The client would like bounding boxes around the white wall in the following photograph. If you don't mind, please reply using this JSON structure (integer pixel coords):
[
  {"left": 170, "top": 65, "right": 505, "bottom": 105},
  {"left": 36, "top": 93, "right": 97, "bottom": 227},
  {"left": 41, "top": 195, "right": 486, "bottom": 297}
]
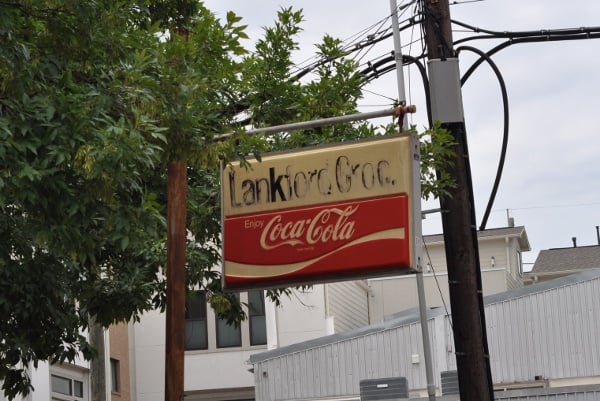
[
  {"left": 272, "top": 285, "right": 329, "bottom": 347},
  {"left": 132, "top": 308, "right": 165, "bottom": 401},
  {"left": 130, "top": 286, "right": 331, "bottom": 398},
  {"left": 2, "top": 354, "right": 91, "bottom": 401},
  {"left": 368, "top": 268, "right": 509, "bottom": 323},
  {"left": 367, "top": 234, "right": 522, "bottom": 323},
  {"left": 29, "top": 362, "right": 50, "bottom": 401},
  {"left": 327, "top": 281, "right": 369, "bottom": 333},
  {"left": 1, "top": 362, "right": 50, "bottom": 401}
]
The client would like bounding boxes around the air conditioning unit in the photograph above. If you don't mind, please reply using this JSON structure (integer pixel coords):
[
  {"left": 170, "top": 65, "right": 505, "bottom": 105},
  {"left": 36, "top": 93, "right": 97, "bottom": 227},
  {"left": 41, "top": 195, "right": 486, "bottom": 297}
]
[
  {"left": 359, "top": 377, "right": 408, "bottom": 400},
  {"left": 441, "top": 370, "right": 459, "bottom": 395}
]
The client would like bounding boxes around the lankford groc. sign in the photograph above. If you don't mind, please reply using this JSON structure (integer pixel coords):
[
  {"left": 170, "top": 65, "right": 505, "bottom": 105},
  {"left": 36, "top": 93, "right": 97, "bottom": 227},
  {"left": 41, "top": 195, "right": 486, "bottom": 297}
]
[{"left": 221, "top": 134, "right": 421, "bottom": 290}]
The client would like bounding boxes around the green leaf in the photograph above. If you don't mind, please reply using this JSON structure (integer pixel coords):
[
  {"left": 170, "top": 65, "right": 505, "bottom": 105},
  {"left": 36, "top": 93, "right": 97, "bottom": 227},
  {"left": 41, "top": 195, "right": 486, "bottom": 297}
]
[{"left": 120, "top": 236, "right": 130, "bottom": 251}]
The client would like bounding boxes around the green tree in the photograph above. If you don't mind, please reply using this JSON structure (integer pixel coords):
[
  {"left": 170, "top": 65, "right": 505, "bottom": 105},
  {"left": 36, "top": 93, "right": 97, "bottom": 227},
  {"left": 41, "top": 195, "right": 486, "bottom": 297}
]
[
  {"left": 1, "top": 2, "right": 168, "bottom": 398},
  {"left": 0, "top": 2, "right": 378, "bottom": 398},
  {"left": 0, "top": 1, "right": 454, "bottom": 399}
]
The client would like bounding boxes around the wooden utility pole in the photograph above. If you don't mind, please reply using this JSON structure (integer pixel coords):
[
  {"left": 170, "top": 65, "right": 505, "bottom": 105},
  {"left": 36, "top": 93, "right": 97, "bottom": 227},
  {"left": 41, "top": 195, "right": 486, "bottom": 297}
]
[
  {"left": 165, "top": 161, "right": 187, "bottom": 401},
  {"left": 422, "top": 1, "right": 494, "bottom": 400}
]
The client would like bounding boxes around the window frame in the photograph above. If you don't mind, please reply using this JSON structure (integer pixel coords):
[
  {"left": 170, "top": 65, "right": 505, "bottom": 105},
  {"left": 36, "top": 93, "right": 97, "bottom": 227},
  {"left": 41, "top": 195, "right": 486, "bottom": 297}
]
[
  {"left": 183, "top": 290, "right": 269, "bottom": 352},
  {"left": 50, "top": 364, "right": 88, "bottom": 401}
]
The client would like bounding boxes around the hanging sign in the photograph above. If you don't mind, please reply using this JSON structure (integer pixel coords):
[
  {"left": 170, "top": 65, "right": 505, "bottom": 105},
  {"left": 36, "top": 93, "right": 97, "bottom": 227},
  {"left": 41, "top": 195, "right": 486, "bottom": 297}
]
[{"left": 221, "top": 135, "right": 420, "bottom": 290}]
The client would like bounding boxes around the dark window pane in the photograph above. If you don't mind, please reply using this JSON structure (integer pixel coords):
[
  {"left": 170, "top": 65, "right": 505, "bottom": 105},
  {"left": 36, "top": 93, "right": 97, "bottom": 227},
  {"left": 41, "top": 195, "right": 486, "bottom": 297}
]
[
  {"left": 216, "top": 318, "right": 241, "bottom": 347},
  {"left": 185, "top": 291, "right": 208, "bottom": 350},
  {"left": 110, "top": 359, "right": 119, "bottom": 393},
  {"left": 216, "top": 294, "right": 241, "bottom": 348},
  {"left": 74, "top": 379, "right": 84, "bottom": 397},
  {"left": 185, "top": 319, "right": 208, "bottom": 350},
  {"left": 250, "top": 315, "right": 267, "bottom": 345},
  {"left": 185, "top": 291, "right": 206, "bottom": 319},
  {"left": 249, "top": 290, "right": 267, "bottom": 345},
  {"left": 51, "top": 375, "right": 72, "bottom": 396},
  {"left": 248, "top": 290, "right": 265, "bottom": 316}
]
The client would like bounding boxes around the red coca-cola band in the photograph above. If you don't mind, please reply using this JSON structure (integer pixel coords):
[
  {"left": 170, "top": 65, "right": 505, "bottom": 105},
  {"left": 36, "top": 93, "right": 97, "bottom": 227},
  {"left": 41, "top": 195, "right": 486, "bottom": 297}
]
[{"left": 223, "top": 195, "right": 411, "bottom": 289}]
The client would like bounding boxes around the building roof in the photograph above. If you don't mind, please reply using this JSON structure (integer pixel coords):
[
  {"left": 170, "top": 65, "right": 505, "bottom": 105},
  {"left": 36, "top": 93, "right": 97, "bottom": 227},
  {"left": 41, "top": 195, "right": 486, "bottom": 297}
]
[
  {"left": 530, "top": 245, "right": 600, "bottom": 274},
  {"left": 249, "top": 268, "right": 600, "bottom": 365},
  {"left": 423, "top": 225, "right": 530, "bottom": 251}
]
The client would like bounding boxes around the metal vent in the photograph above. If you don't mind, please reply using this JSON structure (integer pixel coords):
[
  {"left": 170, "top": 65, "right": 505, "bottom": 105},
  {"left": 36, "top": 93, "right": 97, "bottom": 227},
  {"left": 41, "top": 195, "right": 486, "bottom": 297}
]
[
  {"left": 441, "top": 370, "right": 459, "bottom": 395},
  {"left": 359, "top": 377, "right": 408, "bottom": 401}
]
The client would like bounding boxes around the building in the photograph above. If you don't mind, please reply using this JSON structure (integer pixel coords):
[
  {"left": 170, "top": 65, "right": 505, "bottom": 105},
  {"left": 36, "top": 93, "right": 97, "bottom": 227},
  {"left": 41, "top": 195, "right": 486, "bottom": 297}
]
[
  {"left": 1, "top": 225, "right": 530, "bottom": 401},
  {"left": 2, "top": 337, "right": 102, "bottom": 401},
  {"left": 124, "top": 225, "right": 529, "bottom": 400},
  {"left": 524, "top": 244, "right": 600, "bottom": 284},
  {"left": 368, "top": 226, "right": 530, "bottom": 322},
  {"left": 249, "top": 269, "right": 600, "bottom": 401},
  {"left": 129, "top": 281, "right": 370, "bottom": 401}
]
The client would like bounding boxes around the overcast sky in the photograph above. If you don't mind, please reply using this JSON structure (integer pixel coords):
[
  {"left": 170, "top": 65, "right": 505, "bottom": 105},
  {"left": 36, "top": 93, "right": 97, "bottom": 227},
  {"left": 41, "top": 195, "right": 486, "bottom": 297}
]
[{"left": 204, "top": 0, "right": 600, "bottom": 268}]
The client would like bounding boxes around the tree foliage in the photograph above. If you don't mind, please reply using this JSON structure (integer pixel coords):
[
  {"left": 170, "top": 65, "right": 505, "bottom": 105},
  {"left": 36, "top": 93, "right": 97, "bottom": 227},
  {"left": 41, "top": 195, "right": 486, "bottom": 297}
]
[
  {"left": 419, "top": 121, "right": 457, "bottom": 200},
  {"left": 0, "top": 1, "right": 454, "bottom": 399}
]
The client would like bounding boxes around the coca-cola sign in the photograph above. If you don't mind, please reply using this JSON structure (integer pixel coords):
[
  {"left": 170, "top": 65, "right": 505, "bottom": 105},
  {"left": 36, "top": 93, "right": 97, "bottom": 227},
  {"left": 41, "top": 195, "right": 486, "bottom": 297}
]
[
  {"left": 259, "top": 205, "right": 358, "bottom": 252},
  {"left": 221, "top": 135, "right": 421, "bottom": 290}
]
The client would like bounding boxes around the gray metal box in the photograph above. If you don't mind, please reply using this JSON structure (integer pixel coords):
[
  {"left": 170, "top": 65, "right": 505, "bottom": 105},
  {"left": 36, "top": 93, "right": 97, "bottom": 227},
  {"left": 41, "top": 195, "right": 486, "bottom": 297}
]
[{"left": 359, "top": 377, "right": 409, "bottom": 400}]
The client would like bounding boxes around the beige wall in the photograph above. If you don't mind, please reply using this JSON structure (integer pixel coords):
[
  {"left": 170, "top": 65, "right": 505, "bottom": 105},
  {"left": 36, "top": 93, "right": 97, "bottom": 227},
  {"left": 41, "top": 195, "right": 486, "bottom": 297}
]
[
  {"left": 327, "top": 280, "right": 370, "bottom": 332},
  {"left": 368, "top": 268, "right": 509, "bottom": 323},
  {"left": 367, "top": 233, "right": 525, "bottom": 323},
  {"left": 110, "top": 322, "right": 131, "bottom": 401}
]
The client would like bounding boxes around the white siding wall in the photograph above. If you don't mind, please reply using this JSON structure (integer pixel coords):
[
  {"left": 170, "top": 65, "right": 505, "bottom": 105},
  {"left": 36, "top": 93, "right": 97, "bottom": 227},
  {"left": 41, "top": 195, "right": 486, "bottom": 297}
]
[
  {"left": 422, "top": 241, "right": 447, "bottom": 273},
  {"left": 252, "top": 272, "right": 600, "bottom": 401},
  {"left": 327, "top": 281, "right": 369, "bottom": 333},
  {"left": 367, "top": 234, "right": 522, "bottom": 323},
  {"left": 275, "top": 285, "right": 329, "bottom": 347},
  {"left": 368, "top": 268, "right": 508, "bottom": 324},
  {"left": 477, "top": 240, "right": 509, "bottom": 271},
  {"left": 487, "top": 276, "right": 600, "bottom": 384},
  {"left": 253, "top": 319, "right": 438, "bottom": 401}
]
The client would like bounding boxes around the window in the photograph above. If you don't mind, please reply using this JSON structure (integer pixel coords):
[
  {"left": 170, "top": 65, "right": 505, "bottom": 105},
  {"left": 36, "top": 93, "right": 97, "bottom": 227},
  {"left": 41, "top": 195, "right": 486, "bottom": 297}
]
[
  {"left": 248, "top": 290, "right": 267, "bottom": 345},
  {"left": 185, "top": 291, "right": 208, "bottom": 350},
  {"left": 184, "top": 290, "right": 268, "bottom": 351},
  {"left": 51, "top": 374, "right": 84, "bottom": 400},
  {"left": 216, "top": 294, "right": 241, "bottom": 348},
  {"left": 110, "top": 358, "right": 120, "bottom": 393}
]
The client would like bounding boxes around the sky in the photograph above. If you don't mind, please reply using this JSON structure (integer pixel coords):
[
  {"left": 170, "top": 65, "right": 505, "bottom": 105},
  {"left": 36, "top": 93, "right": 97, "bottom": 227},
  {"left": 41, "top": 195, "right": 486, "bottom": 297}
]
[{"left": 203, "top": 0, "right": 600, "bottom": 269}]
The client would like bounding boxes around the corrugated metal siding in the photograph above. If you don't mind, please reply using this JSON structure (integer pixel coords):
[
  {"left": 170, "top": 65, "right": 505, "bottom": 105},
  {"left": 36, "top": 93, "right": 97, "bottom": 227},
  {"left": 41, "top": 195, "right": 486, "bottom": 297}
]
[
  {"left": 253, "top": 272, "right": 600, "bottom": 401},
  {"left": 487, "top": 277, "right": 600, "bottom": 384},
  {"left": 327, "top": 281, "right": 369, "bottom": 333},
  {"left": 254, "top": 319, "right": 438, "bottom": 401}
]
